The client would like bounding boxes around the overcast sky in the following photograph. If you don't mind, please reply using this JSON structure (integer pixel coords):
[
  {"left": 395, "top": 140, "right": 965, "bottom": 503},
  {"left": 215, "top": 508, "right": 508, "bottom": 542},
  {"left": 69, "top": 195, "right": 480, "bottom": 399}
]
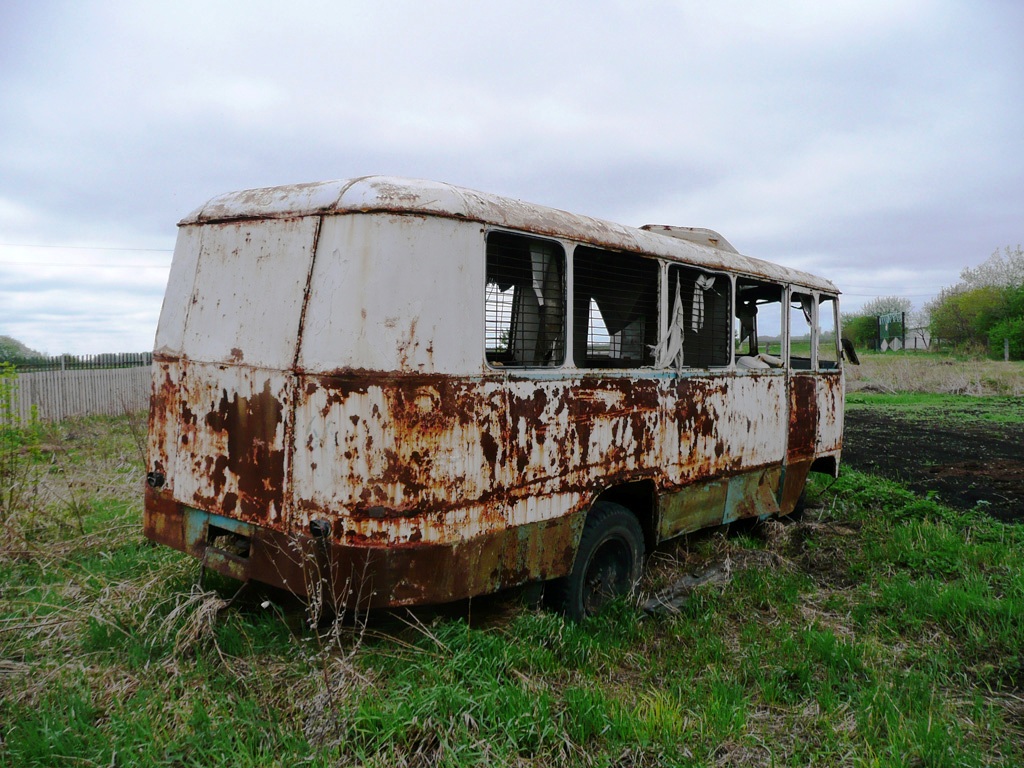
[{"left": 2, "top": 0, "right": 1022, "bottom": 355}]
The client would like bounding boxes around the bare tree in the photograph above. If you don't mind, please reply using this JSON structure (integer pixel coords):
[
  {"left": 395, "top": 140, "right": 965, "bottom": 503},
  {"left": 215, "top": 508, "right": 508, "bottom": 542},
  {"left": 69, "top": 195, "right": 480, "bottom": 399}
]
[{"left": 958, "top": 245, "right": 1024, "bottom": 290}]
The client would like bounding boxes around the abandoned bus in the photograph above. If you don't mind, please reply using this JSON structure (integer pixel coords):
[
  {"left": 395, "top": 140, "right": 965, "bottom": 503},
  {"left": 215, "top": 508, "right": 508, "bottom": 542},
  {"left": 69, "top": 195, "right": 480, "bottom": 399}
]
[{"left": 144, "top": 176, "right": 850, "bottom": 619}]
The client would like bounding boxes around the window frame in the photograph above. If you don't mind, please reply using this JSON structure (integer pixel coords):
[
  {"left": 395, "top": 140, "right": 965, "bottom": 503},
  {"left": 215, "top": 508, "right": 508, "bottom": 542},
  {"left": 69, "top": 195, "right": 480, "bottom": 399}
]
[
  {"left": 660, "top": 263, "right": 734, "bottom": 370},
  {"left": 571, "top": 244, "right": 661, "bottom": 370},
  {"left": 734, "top": 276, "right": 786, "bottom": 371},
  {"left": 484, "top": 229, "right": 568, "bottom": 370},
  {"left": 816, "top": 293, "right": 841, "bottom": 372}
]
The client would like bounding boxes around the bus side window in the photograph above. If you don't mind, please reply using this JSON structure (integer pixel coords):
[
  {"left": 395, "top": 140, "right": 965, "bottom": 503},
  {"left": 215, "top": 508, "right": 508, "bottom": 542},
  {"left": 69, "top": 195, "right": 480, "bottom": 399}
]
[
  {"left": 735, "top": 279, "right": 784, "bottom": 368},
  {"left": 789, "top": 292, "right": 814, "bottom": 369},
  {"left": 485, "top": 232, "right": 566, "bottom": 367},
  {"left": 656, "top": 265, "right": 731, "bottom": 368},
  {"left": 818, "top": 295, "right": 839, "bottom": 370},
  {"left": 573, "top": 247, "right": 658, "bottom": 368}
]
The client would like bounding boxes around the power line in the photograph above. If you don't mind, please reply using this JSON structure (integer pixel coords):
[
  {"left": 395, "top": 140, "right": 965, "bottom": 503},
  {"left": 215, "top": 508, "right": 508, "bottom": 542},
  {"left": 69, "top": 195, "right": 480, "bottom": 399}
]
[
  {"left": 0, "top": 260, "right": 170, "bottom": 268},
  {"left": 0, "top": 242, "right": 172, "bottom": 252},
  {"left": 843, "top": 292, "right": 940, "bottom": 298}
]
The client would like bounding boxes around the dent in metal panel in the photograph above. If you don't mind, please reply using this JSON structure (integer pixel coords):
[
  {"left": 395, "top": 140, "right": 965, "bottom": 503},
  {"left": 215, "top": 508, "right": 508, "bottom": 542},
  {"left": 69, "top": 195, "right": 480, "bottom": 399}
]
[{"left": 187, "top": 179, "right": 356, "bottom": 224}]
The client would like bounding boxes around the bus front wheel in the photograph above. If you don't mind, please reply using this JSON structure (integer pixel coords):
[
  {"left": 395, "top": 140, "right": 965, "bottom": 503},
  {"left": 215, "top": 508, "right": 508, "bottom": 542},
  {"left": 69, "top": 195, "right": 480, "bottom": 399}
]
[{"left": 550, "top": 501, "right": 644, "bottom": 621}]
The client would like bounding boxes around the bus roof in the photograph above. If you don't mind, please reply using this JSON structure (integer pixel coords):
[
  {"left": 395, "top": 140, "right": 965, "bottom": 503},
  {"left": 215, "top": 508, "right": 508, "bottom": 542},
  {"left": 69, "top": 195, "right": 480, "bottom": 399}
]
[{"left": 181, "top": 175, "right": 839, "bottom": 294}]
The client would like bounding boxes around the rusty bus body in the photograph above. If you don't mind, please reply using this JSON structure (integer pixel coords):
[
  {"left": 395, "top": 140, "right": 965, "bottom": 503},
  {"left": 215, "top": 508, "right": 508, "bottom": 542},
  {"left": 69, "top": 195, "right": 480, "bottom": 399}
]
[{"left": 144, "top": 176, "right": 846, "bottom": 617}]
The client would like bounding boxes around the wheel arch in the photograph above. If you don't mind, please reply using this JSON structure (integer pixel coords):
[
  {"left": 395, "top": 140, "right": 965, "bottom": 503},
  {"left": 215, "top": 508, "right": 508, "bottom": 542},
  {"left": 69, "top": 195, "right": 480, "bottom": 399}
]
[
  {"left": 810, "top": 454, "right": 839, "bottom": 478},
  {"left": 589, "top": 479, "right": 657, "bottom": 553}
]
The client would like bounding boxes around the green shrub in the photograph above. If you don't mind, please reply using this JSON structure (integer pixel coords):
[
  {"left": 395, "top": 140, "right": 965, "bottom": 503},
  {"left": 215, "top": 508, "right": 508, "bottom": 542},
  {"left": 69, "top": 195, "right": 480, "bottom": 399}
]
[{"left": 988, "top": 315, "right": 1024, "bottom": 360}]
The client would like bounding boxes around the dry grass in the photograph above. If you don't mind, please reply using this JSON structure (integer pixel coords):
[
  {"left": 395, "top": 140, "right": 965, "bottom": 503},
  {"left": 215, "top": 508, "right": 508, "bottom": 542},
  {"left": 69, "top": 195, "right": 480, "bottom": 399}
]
[{"left": 846, "top": 352, "right": 1024, "bottom": 395}]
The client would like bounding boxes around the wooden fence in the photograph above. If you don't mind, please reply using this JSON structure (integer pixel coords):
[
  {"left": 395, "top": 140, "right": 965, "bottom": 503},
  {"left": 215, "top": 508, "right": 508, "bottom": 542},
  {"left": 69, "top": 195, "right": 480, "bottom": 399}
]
[{"left": 9, "top": 364, "right": 151, "bottom": 423}]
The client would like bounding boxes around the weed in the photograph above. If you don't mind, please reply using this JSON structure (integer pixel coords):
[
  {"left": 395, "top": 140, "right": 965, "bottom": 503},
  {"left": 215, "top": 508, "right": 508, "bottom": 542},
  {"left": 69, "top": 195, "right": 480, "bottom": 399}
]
[
  {"left": 0, "top": 363, "right": 42, "bottom": 531},
  {"left": 847, "top": 351, "right": 1024, "bottom": 396}
]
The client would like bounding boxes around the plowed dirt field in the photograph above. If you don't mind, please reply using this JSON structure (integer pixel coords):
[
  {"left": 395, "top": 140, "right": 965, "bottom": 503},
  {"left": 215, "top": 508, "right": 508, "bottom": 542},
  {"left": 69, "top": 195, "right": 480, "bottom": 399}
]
[{"left": 842, "top": 398, "right": 1024, "bottom": 522}]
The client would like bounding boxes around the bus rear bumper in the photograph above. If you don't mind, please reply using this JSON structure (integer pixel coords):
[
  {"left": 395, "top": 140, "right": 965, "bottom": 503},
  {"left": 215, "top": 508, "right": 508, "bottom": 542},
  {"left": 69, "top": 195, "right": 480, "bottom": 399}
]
[{"left": 143, "top": 487, "right": 581, "bottom": 609}]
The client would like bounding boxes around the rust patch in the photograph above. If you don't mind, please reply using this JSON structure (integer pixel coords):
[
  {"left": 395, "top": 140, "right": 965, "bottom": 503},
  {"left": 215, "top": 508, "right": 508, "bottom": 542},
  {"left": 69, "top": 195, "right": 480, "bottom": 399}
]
[
  {"left": 201, "top": 379, "right": 286, "bottom": 523},
  {"left": 145, "top": 489, "right": 584, "bottom": 609},
  {"left": 788, "top": 375, "right": 818, "bottom": 462},
  {"left": 480, "top": 431, "right": 499, "bottom": 468},
  {"left": 779, "top": 460, "right": 811, "bottom": 514},
  {"left": 148, "top": 356, "right": 840, "bottom": 608},
  {"left": 143, "top": 486, "right": 185, "bottom": 551}
]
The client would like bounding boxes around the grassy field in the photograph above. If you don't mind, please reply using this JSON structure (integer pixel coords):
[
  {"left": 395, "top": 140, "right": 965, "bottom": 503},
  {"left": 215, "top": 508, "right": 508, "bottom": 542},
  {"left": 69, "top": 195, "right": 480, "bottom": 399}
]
[{"left": 2, "top": 356, "right": 1023, "bottom": 767}]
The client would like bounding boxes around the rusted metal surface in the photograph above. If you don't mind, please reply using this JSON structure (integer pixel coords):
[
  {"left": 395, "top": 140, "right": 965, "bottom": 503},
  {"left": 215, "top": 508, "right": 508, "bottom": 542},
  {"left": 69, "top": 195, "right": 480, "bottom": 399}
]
[
  {"left": 149, "top": 362, "right": 810, "bottom": 606},
  {"left": 815, "top": 371, "right": 845, "bottom": 458},
  {"left": 146, "top": 179, "right": 847, "bottom": 609},
  {"left": 779, "top": 460, "right": 812, "bottom": 515},
  {"left": 722, "top": 467, "right": 781, "bottom": 523},
  {"left": 787, "top": 375, "right": 819, "bottom": 463},
  {"left": 657, "top": 478, "right": 729, "bottom": 540},
  {"left": 144, "top": 486, "right": 584, "bottom": 607},
  {"left": 181, "top": 176, "right": 839, "bottom": 296}
]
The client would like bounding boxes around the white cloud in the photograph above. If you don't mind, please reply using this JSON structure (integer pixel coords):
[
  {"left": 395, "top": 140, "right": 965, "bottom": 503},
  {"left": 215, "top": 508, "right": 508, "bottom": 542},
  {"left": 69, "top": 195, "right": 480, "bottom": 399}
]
[{"left": 0, "top": 0, "right": 1022, "bottom": 349}]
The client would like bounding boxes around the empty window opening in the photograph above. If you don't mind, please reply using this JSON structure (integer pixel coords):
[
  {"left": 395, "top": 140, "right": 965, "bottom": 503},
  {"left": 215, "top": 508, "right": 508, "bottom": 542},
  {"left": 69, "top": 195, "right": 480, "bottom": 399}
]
[
  {"left": 573, "top": 247, "right": 658, "bottom": 368},
  {"left": 656, "top": 265, "right": 731, "bottom": 369},
  {"left": 486, "top": 232, "right": 566, "bottom": 367},
  {"left": 818, "top": 295, "right": 839, "bottom": 369},
  {"left": 790, "top": 292, "right": 814, "bottom": 369},
  {"left": 735, "top": 279, "right": 784, "bottom": 369}
]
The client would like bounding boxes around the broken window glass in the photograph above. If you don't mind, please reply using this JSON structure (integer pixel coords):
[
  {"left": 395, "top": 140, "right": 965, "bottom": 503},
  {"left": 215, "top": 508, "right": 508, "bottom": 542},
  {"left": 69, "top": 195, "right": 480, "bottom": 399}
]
[
  {"left": 486, "top": 232, "right": 566, "bottom": 367},
  {"left": 573, "top": 247, "right": 658, "bottom": 368}
]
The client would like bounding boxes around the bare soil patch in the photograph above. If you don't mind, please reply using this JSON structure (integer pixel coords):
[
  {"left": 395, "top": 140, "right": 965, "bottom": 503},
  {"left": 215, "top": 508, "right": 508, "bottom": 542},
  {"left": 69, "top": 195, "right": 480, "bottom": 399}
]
[{"left": 842, "top": 408, "right": 1024, "bottom": 522}]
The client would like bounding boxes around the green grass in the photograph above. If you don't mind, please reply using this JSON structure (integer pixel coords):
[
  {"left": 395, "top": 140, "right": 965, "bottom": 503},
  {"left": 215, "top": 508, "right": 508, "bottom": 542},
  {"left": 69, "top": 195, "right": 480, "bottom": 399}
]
[
  {"left": 846, "top": 391, "right": 1024, "bottom": 424},
  {"left": 2, "top": 414, "right": 1023, "bottom": 766}
]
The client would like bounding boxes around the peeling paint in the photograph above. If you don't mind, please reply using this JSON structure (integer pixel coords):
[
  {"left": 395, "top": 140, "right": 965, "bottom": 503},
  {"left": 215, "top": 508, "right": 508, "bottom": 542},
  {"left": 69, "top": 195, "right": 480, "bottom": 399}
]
[{"left": 145, "top": 178, "right": 846, "bottom": 609}]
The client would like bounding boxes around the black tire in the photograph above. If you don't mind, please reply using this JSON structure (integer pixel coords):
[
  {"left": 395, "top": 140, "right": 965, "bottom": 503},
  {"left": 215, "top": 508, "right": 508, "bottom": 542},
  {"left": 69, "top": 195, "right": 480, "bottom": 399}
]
[{"left": 549, "top": 501, "right": 645, "bottom": 621}]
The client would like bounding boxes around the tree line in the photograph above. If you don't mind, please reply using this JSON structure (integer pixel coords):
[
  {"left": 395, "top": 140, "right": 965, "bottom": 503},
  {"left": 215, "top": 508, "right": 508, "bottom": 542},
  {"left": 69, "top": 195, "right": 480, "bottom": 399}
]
[
  {"left": 843, "top": 245, "right": 1024, "bottom": 360},
  {"left": 926, "top": 245, "right": 1024, "bottom": 358}
]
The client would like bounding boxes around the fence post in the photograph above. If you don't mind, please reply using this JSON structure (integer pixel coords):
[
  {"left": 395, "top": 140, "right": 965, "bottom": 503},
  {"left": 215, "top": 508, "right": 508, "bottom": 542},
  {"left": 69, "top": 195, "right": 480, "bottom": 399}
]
[{"left": 1006, "top": 338, "right": 1011, "bottom": 363}]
